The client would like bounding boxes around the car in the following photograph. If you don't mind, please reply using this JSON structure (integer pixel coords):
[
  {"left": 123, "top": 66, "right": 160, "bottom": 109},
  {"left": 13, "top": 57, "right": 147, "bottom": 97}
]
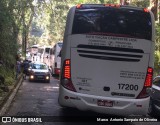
[
  {"left": 29, "top": 62, "right": 50, "bottom": 83},
  {"left": 148, "top": 76, "right": 160, "bottom": 118}
]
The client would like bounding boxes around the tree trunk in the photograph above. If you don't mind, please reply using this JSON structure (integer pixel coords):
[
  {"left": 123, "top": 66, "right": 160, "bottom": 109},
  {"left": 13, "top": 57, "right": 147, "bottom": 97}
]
[
  {"left": 150, "top": 0, "right": 158, "bottom": 21},
  {"left": 120, "top": 0, "right": 130, "bottom": 5}
]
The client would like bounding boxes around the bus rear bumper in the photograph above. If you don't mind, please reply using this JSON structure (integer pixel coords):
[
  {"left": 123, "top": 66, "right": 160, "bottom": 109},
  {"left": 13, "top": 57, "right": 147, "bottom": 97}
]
[{"left": 58, "top": 86, "right": 150, "bottom": 116}]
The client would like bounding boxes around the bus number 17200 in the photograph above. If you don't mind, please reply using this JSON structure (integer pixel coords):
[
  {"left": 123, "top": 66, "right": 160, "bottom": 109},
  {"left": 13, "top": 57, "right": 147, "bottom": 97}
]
[{"left": 118, "top": 83, "right": 138, "bottom": 91}]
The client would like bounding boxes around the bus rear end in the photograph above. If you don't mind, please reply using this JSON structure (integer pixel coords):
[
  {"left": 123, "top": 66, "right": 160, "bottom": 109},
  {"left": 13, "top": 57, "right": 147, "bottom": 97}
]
[
  {"left": 59, "top": 4, "right": 155, "bottom": 116},
  {"left": 51, "top": 42, "right": 63, "bottom": 76}
]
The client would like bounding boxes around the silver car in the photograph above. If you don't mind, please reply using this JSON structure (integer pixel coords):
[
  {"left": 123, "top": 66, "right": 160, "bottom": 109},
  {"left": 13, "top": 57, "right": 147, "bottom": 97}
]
[{"left": 29, "top": 62, "right": 50, "bottom": 83}]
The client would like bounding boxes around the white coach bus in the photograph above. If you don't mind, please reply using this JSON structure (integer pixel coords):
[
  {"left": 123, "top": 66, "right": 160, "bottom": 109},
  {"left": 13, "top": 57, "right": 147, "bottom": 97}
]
[
  {"left": 38, "top": 46, "right": 51, "bottom": 67},
  {"left": 50, "top": 42, "right": 63, "bottom": 76},
  {"left": 58, "top": 4, "right": 155, "bottom": 116}
]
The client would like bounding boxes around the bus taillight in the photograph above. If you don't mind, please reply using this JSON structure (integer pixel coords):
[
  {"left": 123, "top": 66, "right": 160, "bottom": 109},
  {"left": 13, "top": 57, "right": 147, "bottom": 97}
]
[
  {"left": 136, "top": 67, "right": 153, "bottom": 99},
  {"left": 144, "top": 67, "right": 153, "bottom": 87},
  {"left": 61, "top": 59, "right": 76, "bottom": 92},
  {"left": 143, "top": 8, "right": 149, "bottom": 13},
  {"left": 76, "top": 4, "right": 82, "bottom": 9}
]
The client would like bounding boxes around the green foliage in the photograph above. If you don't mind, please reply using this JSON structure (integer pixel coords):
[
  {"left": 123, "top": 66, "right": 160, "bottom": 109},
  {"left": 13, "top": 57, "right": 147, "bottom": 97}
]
[
  {"left": 0, "top": 66, "right": 15, "bottom": 86},
  {"left": 155, "top": 23, "right": 160, "bottom": 50},
  {"left": 5, "top": 77, "right": 14, "bottom": 86},
  {"left": 131, "top": 0, "right": 150, "bottom": 8},
  {"left": 0, "top": 0, "right": 34, "bottom": 64},
  {"left": 30, "top": 0, "right": 120, "bottom": 46},
  {"left": 99, "top": 0, "right": 105, "bottom": 3},
  {"left": 154, "top": 23, "right": 160, "bottom": 76},
  {"left": 0, "top": 0, "right": 34, "bottom": 87},
  {"left": 106, "top": 0, "right": 118, "bottom": 4},
  {"left": 0, "top": 0, "right": 18, "bottom": 65},
  {"left": 0, "top": 88, "right": 4, "bottom": 97},
  {"left": 0, "top": 67, "right": 6, "bottom": 77},
  {"left": 154, "top": 51, "right": 160, "bottom": 76}
]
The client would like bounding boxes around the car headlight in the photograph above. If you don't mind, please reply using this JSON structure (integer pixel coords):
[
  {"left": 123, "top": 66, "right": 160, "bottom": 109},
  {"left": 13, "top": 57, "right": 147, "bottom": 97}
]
[
  {"left": 45, "top": 76, "right": 50, "bottom": 80},
  {"left": 30, "top": 75, "right": 34, "bottom": 79}
]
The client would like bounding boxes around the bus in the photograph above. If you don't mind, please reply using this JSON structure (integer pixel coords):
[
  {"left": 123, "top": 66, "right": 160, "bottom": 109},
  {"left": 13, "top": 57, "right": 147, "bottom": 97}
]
[
  {"left": 58, "top": 4, "right": 155, "bottom": 116},
  {"left": 38, "top": 46, "right": 51, "bottom": 67},
  {"left": 30, "top": 45, "right": 39, "bottom": 55},
  {"left": 43, "top": 46, "right": 52, "bottom": 67},
  {"left": 30, "top": 44, "right": 39, "bottom": 61},
  {"left": 50, "top": 42, "right": 63, "bottom": 76},
  {"left": 38, "top": 46, "right": 44, "bottom": 62}
]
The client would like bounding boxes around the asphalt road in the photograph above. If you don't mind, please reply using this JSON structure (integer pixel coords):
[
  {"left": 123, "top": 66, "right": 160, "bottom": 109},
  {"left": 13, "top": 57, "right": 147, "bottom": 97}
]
[{"left": 1, "top": 76, "right": 160, "bottom": 125}]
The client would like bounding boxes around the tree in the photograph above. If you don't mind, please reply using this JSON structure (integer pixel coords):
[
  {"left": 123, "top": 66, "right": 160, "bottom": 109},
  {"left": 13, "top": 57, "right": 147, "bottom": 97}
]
[
  {"left": 0, "top": 0, "right": 35, "bottom": 86},
  {"left": 30, "top": 0, "right": 121, "bottom": 46},
  {"left": 150, "top": 0, "right": 158, "bottom": 21},
  {"left": 120, "top": 0, "right": 130, "bottom": 5}
]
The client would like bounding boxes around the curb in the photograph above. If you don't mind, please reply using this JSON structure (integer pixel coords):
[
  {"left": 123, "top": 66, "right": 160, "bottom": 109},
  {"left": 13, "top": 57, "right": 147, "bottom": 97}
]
[{"left": 0, "top": 74, "right": 23, "bottom": 116}]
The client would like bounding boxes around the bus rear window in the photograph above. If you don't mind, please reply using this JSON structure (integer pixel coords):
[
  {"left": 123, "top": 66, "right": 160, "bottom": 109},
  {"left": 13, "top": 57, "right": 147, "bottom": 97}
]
[{"left": 72, "top": 7, "right": 152, "bottom": 40}]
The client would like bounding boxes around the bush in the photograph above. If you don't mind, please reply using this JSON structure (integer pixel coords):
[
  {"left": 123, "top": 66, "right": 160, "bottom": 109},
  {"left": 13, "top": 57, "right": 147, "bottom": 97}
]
[
  {"left": 5, "top": 76, "right": 14, "bottom": 86},
  {"left": 0, "top": 66, "right": 6, "bottom": 77},
  {"left": 0, "top": 66, "right": 15, "bottom": 86},
  {"left": 0, "top": 88, "right": 4, "bottom": 96},
  {"left": 154, "top": 51, "right": 160, "bottom": 76}
]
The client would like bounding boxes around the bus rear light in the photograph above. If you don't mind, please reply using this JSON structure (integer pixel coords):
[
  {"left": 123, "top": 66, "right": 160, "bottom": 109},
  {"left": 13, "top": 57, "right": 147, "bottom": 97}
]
[
  {"left": 144, "top": 67, "right": 153, "bottom": 87},
  {"left": 136, "top": 87, "right": 149, "bottom": 99},
  {"left": 65, "top": 60, "right": 70, "bottom": 65},
  {"left": 143, "top": 8, "right": 149, "bottom": 13},
  {"left": 76, "top": 4, "right": 82, "bottom": 9},
  {"left": 136, "top": 67, "right": 153, "bottom": 99},
  {"left": 63, "top": 59, "right": 71, "bottom": 79},
  {"left": 62, "top": 79, "right": 76, "bottom": 92},
  {"left": 64, "top": 66, "right": 70, "bottom": 79},
  {"left": 61, "top": 59, "right": 76, "bottom": 92}
]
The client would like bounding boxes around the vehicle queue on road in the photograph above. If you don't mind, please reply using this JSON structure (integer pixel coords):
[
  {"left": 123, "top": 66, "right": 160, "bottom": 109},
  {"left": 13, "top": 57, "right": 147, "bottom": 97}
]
[{"left": 24, "top": 4, "right": 160, "bottom": 118}]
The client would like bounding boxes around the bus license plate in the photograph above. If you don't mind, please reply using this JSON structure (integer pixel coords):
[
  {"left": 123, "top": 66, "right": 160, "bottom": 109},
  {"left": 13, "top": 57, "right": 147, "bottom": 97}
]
[{"left": 97, "top": 100, "right": 113, "bottom": 107}]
